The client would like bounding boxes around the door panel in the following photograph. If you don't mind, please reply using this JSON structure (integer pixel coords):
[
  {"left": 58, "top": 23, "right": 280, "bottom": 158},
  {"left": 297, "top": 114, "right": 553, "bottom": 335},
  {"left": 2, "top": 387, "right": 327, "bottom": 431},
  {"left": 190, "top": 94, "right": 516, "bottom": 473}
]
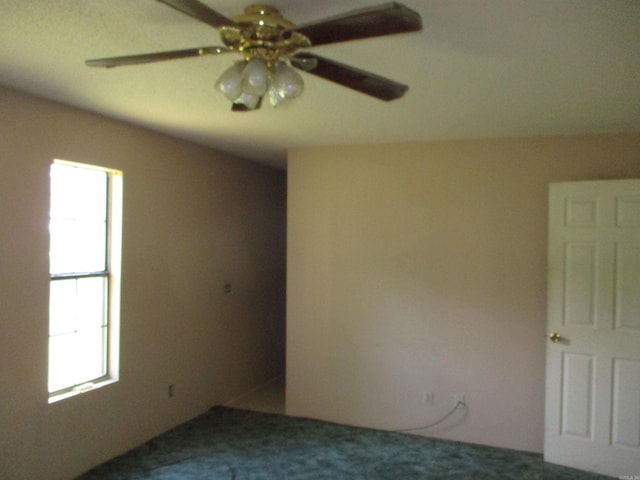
[
  {"left": 545, "top": 179, "right": 640, "bottom": 477},
  {"left": 560, "top": 353, "right": 594, "bottom": 438},
  {"left": 563, "top": 243, "right": 597, "bottom": 327},
  {"left": 615, "top": 244, "right": 640, "bottom": 330},
  {"left": 611, "top": 358, "right": 640, "bottom": 448}
]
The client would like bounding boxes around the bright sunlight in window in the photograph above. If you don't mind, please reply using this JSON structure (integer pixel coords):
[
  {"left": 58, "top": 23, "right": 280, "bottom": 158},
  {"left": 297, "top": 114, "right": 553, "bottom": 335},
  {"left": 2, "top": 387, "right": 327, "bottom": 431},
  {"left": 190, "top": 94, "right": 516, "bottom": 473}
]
[{"left": 48, "top": 160, "right": 122, "bottom": 401}]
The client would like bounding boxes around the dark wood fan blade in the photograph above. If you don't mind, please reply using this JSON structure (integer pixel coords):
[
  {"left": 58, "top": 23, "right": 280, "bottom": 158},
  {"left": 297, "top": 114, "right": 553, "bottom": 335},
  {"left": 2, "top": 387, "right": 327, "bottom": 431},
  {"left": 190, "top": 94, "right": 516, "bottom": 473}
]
[
  {"left": 291, "top": 52, "right": 408, "bottom": 101},
  {"left": 283, "top": 2, "right": 421, "bottom": 47},
  {"left": 85, "top": 46, "right": 231, "bottom": 68},
  {"left": 156, "top": 0, "right": 234, "bottom": 29}
]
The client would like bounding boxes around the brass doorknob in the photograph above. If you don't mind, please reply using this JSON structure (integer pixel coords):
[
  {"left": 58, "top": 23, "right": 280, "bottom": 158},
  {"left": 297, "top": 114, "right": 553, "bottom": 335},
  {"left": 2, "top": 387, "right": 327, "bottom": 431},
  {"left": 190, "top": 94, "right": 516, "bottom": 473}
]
[{"left": 548, "top": 332, "right": 562, "bottom": 343}]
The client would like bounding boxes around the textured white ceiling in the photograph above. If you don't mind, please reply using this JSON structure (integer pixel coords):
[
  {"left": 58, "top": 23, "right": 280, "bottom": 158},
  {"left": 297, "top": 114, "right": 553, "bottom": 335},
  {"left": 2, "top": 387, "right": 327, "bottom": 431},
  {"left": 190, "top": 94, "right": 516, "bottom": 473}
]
[{"left": 1, "top": 0, "right": 639, "bottom": 169}]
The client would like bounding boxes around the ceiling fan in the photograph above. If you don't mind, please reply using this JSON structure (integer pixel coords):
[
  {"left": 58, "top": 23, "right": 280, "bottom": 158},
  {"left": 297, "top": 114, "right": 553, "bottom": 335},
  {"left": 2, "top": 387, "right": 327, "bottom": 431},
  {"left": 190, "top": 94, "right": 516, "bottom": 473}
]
[{"left": 86, "top": 0, "right": 422, "bottom": 111}]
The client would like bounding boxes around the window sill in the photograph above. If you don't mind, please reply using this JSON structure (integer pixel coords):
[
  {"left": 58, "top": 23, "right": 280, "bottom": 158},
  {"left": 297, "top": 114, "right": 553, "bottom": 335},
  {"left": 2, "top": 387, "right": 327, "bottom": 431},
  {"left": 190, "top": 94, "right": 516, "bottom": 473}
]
[{"left": 48, "top": 378, "right": 118, "bottom": 404}]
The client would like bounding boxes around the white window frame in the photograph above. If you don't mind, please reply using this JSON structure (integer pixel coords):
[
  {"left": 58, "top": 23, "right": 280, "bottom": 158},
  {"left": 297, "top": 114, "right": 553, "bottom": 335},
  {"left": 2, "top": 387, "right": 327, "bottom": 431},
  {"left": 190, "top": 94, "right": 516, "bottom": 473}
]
[{"left": 48, "top": 159, "right": 122, "bottom": 403}]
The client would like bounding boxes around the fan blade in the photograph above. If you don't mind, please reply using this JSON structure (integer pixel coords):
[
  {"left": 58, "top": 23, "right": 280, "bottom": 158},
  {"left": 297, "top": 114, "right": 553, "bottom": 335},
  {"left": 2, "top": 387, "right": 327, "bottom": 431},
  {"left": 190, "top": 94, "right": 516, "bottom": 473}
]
[
  {"left": 85, "top": 46, "right": 231, "bottom": 68},
  {"left": 156, "top": 0, "right": 234, "bottom": 29},
  {"left": 283, "top": 2, "right": 421, "bottom": 47},
  {"left": 291, "top": 52, "right": 408, "bottom": 101}
]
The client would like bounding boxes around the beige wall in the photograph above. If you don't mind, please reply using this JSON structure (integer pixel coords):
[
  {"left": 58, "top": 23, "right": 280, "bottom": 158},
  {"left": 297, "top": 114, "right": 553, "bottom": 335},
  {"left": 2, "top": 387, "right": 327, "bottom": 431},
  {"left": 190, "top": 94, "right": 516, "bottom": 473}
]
[
  {"left": 287, "top": 134, "right": 640, "bottom": 453},
  {"left": 0, "top": 86, "right": 286, "bottom": 480}
]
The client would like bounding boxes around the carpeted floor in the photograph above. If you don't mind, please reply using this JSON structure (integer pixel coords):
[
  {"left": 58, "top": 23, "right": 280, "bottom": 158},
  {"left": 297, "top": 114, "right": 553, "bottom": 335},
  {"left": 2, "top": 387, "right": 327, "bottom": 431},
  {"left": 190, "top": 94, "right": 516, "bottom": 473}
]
[{"left": 77, "top": 406, "right": 612, "bottom": 479}]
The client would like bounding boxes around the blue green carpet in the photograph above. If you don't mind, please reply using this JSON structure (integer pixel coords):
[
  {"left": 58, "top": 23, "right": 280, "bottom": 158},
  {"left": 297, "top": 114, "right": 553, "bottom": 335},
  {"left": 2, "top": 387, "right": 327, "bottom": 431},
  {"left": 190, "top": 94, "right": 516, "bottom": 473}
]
[{"left": 77, "top": 406, "right": 611, "bottom": 479}]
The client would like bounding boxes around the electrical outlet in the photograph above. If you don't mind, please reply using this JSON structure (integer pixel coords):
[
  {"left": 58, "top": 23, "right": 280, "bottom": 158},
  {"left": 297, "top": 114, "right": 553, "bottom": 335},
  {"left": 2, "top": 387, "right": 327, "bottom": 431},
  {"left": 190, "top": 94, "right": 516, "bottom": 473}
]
[
  {"left": 423, "top": 391, "right": 435, "bottom": 406},
  {"left": 168, "top": 384, "right": 175, "bottom": 398},
  {"left": 454, "top": 393, "right": 465, "bottom": 406}
]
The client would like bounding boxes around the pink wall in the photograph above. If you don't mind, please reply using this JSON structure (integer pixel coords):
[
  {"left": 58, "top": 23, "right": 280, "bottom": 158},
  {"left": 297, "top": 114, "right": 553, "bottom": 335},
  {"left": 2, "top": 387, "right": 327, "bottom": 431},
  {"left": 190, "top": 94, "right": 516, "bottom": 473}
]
[
  {"left": 286, "top": 134, "right": 640, "bottom": 453},
  {"left": 0, "top": 86, "right": 286, "bottom": 480}
]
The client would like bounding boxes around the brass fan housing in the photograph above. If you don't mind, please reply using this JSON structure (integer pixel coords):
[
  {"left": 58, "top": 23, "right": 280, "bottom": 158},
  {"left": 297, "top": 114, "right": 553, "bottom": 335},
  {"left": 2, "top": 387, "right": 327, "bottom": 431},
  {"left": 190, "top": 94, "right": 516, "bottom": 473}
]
[{"left": 220, "top": 4, "right": 311, "bottom": 64}]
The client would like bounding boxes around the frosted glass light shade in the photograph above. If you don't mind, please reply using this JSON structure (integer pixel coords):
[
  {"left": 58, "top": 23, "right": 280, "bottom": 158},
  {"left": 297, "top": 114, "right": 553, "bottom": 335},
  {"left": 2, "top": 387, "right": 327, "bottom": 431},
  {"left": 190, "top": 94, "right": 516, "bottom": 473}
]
[
  {"left": 268, "top": 83, "right": 287, "bottom": 107},
  {"left": 271, "top": 61, "right": 304, "bottom": 99},
  {"left": 215, "top": 62, "right": 245, "bottom": 101},
  {"left": 216, "top": 58, "right": 305, "bottom": 109},
  {"left": 241, "top": 58, "right": 269, "bottom": 95}
]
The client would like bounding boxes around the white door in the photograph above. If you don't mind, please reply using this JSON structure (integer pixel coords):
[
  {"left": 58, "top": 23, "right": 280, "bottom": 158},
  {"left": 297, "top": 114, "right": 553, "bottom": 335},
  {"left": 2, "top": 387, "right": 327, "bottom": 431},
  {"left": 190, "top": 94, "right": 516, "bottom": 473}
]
[{"left": 545, "top": 178, "right": 640, "bottom": 477}]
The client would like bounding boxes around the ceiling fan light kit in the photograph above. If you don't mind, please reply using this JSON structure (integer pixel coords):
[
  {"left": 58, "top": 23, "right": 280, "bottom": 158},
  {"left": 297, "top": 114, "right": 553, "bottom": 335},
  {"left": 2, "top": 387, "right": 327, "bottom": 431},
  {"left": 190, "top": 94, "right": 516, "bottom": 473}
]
[
  {"left": 86, "top": 1, "right": 422, "bottom": 111},
  {"left": 215, "top": 58, "right": 303, "bottom": 110}
]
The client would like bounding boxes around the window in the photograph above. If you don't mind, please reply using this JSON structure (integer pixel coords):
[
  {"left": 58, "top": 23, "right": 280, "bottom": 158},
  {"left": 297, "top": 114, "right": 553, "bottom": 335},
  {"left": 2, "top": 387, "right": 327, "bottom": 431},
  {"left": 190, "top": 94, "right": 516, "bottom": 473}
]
[{"left": 48, "top": 160, "right": 122, "bottom": 401}]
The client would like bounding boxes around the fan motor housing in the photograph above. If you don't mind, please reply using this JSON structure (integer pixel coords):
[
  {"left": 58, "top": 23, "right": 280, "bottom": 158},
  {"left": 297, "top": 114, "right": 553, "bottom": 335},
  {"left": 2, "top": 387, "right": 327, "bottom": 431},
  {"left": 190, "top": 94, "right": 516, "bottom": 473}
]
[
  {"left": 220, "top": 4, "right": 310, "bottom": 64},
  {"left": 233, "top": 5, "right": 293, "bottom": 29}
]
